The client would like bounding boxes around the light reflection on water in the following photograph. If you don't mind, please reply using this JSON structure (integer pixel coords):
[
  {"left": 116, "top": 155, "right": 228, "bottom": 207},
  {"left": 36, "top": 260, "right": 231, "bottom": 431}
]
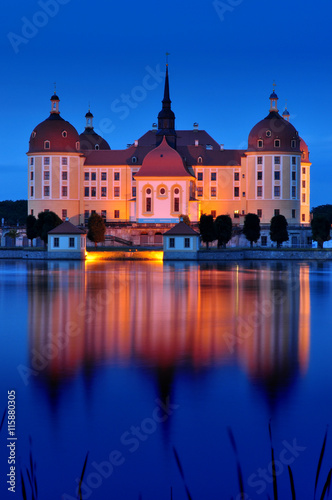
[{"left": 0, "top": 259, "right": 332, "bottom": 499}]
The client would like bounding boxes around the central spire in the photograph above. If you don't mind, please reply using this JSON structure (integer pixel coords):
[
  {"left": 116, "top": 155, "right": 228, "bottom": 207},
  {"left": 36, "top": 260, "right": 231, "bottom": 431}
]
[{"left": 156, "top": 57, "right": 176, "bottom": 148}]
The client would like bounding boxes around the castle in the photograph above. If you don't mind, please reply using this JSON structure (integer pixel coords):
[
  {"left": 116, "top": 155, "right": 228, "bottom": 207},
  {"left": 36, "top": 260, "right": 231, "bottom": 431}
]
[{"left": 27, "top": 67, "right": 311, "bottom": 246}]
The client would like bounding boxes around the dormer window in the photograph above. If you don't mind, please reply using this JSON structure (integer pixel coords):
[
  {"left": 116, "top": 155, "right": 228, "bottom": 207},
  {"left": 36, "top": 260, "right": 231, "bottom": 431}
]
[
  {"left": 31, "top": 131, "right": 36, "bottom": 138},
  {"left": 95, "top": 144, "right": 99, "bottom": 150},
  {"left": 257, "top": 139, "right": 263, "bottom": 148},
  {"left": 291, "top": 140, "right": 296, "bottom": 148},
  {"left": 76, "top": 141, "right": 80, "bottom": 150},
  {"left": 132, "top": 156, "right": 137, "bottom": 164},
  {"left": 206, "top": 144, "right": 213, "bottom": 150},
  {"left": 197, "top": 156, "right": 203, "bottom": 164},
  {"left": 266, "top": 130, "right": 272, "bottom": 137},
  {"left": 62, "top": 131, "right": 67, "bottom": 138},
  {"left": 274, "top": 139, "right": 280, "bottom": 148},
  {"left": 44, "top": 140, "right": 50, "bottom": 149}
]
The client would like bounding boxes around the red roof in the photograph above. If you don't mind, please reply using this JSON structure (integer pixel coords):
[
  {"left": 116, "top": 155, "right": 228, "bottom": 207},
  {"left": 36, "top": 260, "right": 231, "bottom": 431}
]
[
  {"left": 134, "top": 136, "right": 193, "bottom": 178},
  {"left": 163, "top": 221, "right": 200, "bottom": 236},
  {"left": 48, "top": 221, "right": 86, "bottom": 235},
  {"left": 29, "top": 114, "right": 80, "bottom": 153}
]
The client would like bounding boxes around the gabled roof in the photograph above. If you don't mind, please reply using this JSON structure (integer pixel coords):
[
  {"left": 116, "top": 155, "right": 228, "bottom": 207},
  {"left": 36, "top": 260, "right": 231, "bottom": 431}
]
[
  {"left": 48, "top": 221, "right": 86, "bottom": 234},
  {"left": 163, "top": 221, "right": 200, "bottom": 236}
]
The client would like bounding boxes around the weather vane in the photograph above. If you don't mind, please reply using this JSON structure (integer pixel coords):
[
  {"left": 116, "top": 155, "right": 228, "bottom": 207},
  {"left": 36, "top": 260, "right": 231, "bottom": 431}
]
[
  {"left": 273, "top": 80, "right": 276, "bottom": 93},
  {"left": 53, "top": 81, "right": 56, "bottom": 94}
]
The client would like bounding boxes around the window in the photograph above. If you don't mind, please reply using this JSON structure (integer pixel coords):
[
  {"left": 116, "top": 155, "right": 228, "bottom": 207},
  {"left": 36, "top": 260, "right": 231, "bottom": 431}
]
[
  {"left": 242, "top": 191, "right": 245, "bottom": 197},
  {"left": 62, "top": 171, "right": 67, "bottom": 180},
  {"left": 197, "top": 156, "right": 203, "bottom": 164},
  {"left": 30, "top": 186, "right": 34, "bottom": 197},
  {"left": 292, "top": 209, "right": 296, "bottom": 219},
  {"left": 101, "top": 187, "right": 107, "bottom": 197},
  {"left": 84, "top": 210, "right": 89, "bottom": 223},
  {"left": 211, "top": 172, "right": 217, "bottom": 181},
  {"left": 274, "top": 186, "right": 280, "bottom": 197},
  {"left": 292, "top": 157, "right": 296, "bottom": 165},
  {"left": 257, "top": 139, "right": 263, "bottom": 148},
  {"left": 84, "top": 187, "right": 89, "bottom": 197},
  {"left": 302, "top": 167, "right": 306, "bottom": 175},
  {"left": 257, "top": 157, "right": 263, "bottom": 165},
  {"left": 30, "top": 172, "right": 34, "bottom": 180},
  {"left": 91, "top": 187, "right": 96, "bottom": 197},
  {"left": 274, "top": 209, "right": 280, "bottom": 216},
  {"left": 197, "top": 186, "right": 203, "bottom": 197},
  {"left": 62, "top": 186, "right": 68, "bottom": 197},
  {"left": 234, "top": 210, "right": 240, "bottom": 219},
  {"left": 101, "top": 172, "right": 107, "bottom": 181},
  {"left": 30, "top": 158, "right": 34, "bottom": 166},
  {"left": 101, "top": 210, "right": 107, "bottom": 220},
  {"left": 84, "top": 172, "right": 89, "bottom": 181},
  {"left": 30, "top": 209, "right": 34, "bottom": 216},
  {"left": 184, "top": 238, "right": 190, "bottom": 248},
  {"left": 114, "top": 210, "right": 120, "bottom": 219},
  {"left": 197, "top": 172, "right": 203, "bottom": 181},
  {"left": 114, "top": 172, "right": 120, "bottom": 181},
  {"left": 257, "top": 171, "right": 262, "bottom": 180},
  {"left": 132, "top": 156, "right": 137, "bottom": 164},
  {"left": 62, "top": 131, "right": 67, "bottom": 138},
  {"left": 95, "top": 144, "right": 99, "bottom": 150},
  {"left": 266, "top": 130, "right": 272, "bottom": 137},
  {"left": 44, "top": 171, "right": 50, "bottom": 180},
  {"left": 292, "top": 186, "right": 296, "bottom": 197},
  {"left": 44, "top": 186, "right": 50, "bottom": 196},
  {"left": 292, "top": 171, "right": 296, "bottom": 181},
  {"left": 302, "top": 180, "right": 306, "bottom": 188},
  {"left": 260, "top": 236, "right": 267, "bottom": 246},
  {"left": 211, "top": 210, "right": 216, "bottom": 218},
  {"left": 302, "top": 194, "right": 306, "bottom": 203},
  {"left": 257, "top": 209, "right": 262, "bottom": 218},
  {"left": 234, "top": 172, "right": 239, "bottom": 181},
  {"left": 211, "top": 187, "right": 216, "bottom": 197},
  {"left": 274, "top": 171, "right": 280, "bottom": 180},
  {"left": 291, "top": 140, "right": 296, "bottom": 148},
  {"left": 91, "top": 172, "right": 96, "bottom": 181},
  {"left": 146, "top": 197, "right": 152, "bottom": 212},
  {"left": 174, "top": 197, "right": 180, "bottom": 212},
  {"left": 62, "top": 157, "right": 68, "bottom": 166},
  {"left": 114, "top": 187, "right": 120, "bottom": 197},
  {"left": 206, "top": 144, "right": 213, "bottom": 150},
  {"left": 169, "top": 238, "right": 175, "bottom": 248},
  {"left": 274, "top": 156, "right": 280, "bottom": 164},
  {"left": 132, "top": 187, "right": 136, "bottom": 197},
  {"left": 54, "top": 237, "right": 59, "bottom": 248},
  {"left": 159, "top": 187, "right": 166, "bottom": 195},
  {"left": 234, "top": 187, "right": 239, "bottom": 197},
  {"left": 132, "top": 172, "right": 137, "bottom": 181},
  {"left": 257, "top": 186, "right": 263, "bottom": 197},
  {"left": 44, "top": 157, "right": 50, "bottom": 166},
  {"left": 44, "top": 141, "right": 50, "bottom": 149},
  {"left": 274, "top": 139, "right": 280, "bottom": 148},
  {"left": 62, "top": 209, "right": 67, "bottom": 220},
  {"left": 69, "top": 237, "right": 75, "bottom": 248},
  {"left": 302, "top": 214, "right": 306, "bottom": 222}
]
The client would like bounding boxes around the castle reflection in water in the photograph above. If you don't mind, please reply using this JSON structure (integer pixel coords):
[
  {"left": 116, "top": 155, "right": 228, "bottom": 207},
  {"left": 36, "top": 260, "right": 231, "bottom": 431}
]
[{"left": 27, "top": 260, "right": 310, "bottom": 395}]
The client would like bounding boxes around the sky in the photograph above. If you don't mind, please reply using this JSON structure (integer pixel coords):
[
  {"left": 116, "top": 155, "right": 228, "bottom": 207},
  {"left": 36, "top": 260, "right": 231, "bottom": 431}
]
[{"left": 1, "top": 0, "right": 332, "bottom": 207}]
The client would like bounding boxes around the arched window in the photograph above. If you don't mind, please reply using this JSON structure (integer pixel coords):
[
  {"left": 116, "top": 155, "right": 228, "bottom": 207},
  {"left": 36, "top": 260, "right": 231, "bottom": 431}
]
[
  {"left": 95, "top": 144, "right": 99, "bottom": 150},
  {"left": 132, "top": 156, "right": 137, "bottom": 164},
  {"left": 146, "top": 188, "right": 152, "bottom": 212},
  {"left": 257, "top": 139, "right": 263, "bottom": 148},
  {"left": 44, "top": 140, "right": 50, "bottom": 149},
  {"left": 173, "top": 188, "right": 180, "bottom": 212},
  {"left": 62, "top": 130, "right": 67, "bottom": 138},
  {"left": 197, "top": 156, "right": 203, "bottom": 164}
]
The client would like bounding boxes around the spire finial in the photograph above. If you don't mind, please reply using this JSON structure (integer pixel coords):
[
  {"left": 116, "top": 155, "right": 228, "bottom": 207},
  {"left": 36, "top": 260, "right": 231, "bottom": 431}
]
[
  {"left": 88, "top": 101, "right": 90, "bottom": 112},
  {"left": 166, "top": 52, "right": 170, "bottom": 67},
  {"left": 285, "top": 99, "right": 287, "bottom": 110},
  {"left": 53, "top": 81, "right": 56, "bottom": 94},
  {"left": 273, "top": 80, "right": 276, "bottom": 93}
]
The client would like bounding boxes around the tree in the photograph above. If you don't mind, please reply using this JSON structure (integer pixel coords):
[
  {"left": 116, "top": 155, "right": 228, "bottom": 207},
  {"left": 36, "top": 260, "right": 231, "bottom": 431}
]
[
  {"left": 35, "top": 211, "right": 62, "bottom": 245},
  {"left": 199, "top": 214, "right": 216, "bottom": 249},
  {"left": 243, "top": 213, "right": 260, "bottom": 248},
  {"left": 311, "top": 215, "right": 331, "bottom": 249},
  {"left": 214, "top": 215, "right": 232, "bottom": 248},
  {"left": 270, "top": 214, "right": 289, "bottom": 248},
  {"left": 6, "top": 229, "right": 19, "bottom": 246},
  {"left": 179, "top": 214, "right": 190, "bottom": 226},
  {"left": 311, "top": 204, "right": 332, "bottom": 225},
  {"left": 87, "top": 213, "right": 106, "bottom": 248},
  {"left": 26, "top": 214, "right": 37, "bottom": 246},
  {"left": 0, "top": 200, "right": 27, "bottom": 226}
]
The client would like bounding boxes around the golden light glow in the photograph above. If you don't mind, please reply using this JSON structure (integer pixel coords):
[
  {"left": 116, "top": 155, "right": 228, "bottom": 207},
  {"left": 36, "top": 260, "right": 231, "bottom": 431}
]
[{"left": 85, "top": 250, "right": 164, "bottom": 263}]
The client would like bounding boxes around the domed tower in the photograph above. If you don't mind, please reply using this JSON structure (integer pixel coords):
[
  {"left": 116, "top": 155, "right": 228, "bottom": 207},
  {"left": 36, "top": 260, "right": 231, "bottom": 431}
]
[
  {"left": 156, "top": 64, "right": 177, "bottom": 148},
  {"left": 246, "top": 87, "right": 303, "bottom": 225},
  {"left": 79, "top": 108, "right": 110, "bottom": 151},
  {"left": 27, "top": 92, "right": 83, "bottom": 225}
]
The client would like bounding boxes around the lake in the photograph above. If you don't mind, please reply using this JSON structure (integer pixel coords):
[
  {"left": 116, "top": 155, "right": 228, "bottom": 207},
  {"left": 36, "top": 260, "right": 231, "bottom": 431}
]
[{"left": 0, "top": 259, "right": 332, "bottom": 499}]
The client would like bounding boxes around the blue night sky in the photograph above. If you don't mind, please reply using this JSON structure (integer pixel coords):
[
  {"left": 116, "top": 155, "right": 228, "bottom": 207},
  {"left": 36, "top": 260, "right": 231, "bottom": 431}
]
[{"left": 1, "top": 0, "right": 331, "bottom": 207}]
